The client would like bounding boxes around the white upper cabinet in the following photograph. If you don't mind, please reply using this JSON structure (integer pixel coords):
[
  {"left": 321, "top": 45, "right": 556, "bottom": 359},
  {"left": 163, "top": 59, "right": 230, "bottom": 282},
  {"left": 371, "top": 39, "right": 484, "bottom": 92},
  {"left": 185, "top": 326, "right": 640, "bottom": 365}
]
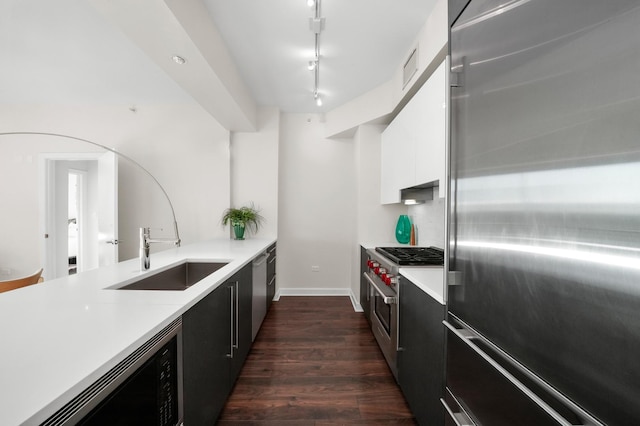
[
  {"left": 415, "top": 61, "right": 446, "bottom": 188},
  {"left": 381, "top": 60, "right": 447, "bottom": 204}
]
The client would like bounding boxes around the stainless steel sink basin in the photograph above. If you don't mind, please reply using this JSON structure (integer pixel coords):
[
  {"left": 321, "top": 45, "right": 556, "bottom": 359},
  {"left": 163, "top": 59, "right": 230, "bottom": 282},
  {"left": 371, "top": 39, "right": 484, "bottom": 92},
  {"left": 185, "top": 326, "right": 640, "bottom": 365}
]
[{"left": 115, "top": 261, "right": 228, "bottom": 291}]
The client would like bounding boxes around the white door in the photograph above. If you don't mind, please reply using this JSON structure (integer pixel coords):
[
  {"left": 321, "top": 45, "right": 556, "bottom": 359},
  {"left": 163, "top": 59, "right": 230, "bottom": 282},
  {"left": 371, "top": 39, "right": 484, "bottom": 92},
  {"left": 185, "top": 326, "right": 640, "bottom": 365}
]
[{"left": 97, "top": 152, "right": 118, "bottom": 267}]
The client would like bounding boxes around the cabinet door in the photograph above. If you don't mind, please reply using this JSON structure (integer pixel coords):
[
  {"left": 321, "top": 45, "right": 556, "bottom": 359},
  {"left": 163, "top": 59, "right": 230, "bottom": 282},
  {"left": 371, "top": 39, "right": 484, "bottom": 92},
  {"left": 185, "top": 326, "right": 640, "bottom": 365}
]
[
  {"left": 182, "top": 282, "right": 234, "bottom": 425},
  {"left": 359, "top": 246, "right": 371, "bottom": 323},
  {"left": 381, "top": 60, "right": 448, "bottom": 204},
  {"left": 415, "top": 60, "right": 447, "bottom": 188},
  {"left": 398, "top": 275, "right": 445, "bottom": 426},
  {"left": 381, "top": 120, "right": 410, "bottom": 204},
  {"left": 231, "top": 264, "right": 253, "bottom": 380}
]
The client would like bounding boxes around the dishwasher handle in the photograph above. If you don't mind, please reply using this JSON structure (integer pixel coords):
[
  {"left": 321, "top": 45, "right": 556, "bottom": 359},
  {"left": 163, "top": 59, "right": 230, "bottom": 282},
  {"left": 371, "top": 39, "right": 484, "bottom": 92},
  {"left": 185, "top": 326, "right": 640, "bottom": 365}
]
[{"left": 252, "top": 252, "right": 270, "bottom": 267}]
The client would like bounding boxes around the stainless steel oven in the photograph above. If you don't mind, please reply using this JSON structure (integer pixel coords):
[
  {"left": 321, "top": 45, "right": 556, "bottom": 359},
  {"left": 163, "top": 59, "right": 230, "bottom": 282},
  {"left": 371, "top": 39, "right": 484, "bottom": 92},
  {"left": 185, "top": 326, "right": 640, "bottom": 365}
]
[
  {"left": 364, "top": 246, "right": 444, "bottom": 381},
  {"left": 363, "top": 258, "right": 399, "bottom": 379}
]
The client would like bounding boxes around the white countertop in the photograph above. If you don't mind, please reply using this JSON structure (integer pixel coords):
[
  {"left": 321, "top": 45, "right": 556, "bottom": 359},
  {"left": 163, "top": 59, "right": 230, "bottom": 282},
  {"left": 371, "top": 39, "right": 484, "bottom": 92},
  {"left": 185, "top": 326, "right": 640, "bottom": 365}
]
[
  {"left": 399, "top": 266, "right": 445, "bottom": 305},
  {"left": 0, "top": 238, "right": 275, "bottom": 426}
]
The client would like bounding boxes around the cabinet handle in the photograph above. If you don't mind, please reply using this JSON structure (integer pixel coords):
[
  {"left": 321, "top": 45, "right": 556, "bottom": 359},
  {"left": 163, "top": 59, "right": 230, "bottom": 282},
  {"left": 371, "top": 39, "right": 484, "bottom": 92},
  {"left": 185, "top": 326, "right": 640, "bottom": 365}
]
[
  {"left": 227, "top": 285, "right": 234, "bottom": 358},
  {"left": 268, "top": 275, "right": 276, "bottom": 287},
  {"left": 268, "top": 255, "right": 276, "bottom": 264},
  {"left": 233, "top": 281, "right": 239, "bottom": 350},
  {"left": 443, "top": 319, "right": 602, "bottom": 426}
]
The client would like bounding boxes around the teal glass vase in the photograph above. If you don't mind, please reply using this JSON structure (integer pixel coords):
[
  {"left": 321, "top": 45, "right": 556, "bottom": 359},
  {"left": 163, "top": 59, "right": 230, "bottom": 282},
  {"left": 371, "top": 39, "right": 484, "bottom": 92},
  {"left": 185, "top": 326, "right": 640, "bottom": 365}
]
[{"left": 395, "top": 215, "right": 411, "bottom": 244}]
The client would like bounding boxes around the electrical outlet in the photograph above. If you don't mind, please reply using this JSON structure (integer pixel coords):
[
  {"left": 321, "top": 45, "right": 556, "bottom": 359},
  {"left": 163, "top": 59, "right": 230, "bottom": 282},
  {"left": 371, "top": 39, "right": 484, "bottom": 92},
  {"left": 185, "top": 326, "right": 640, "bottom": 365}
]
[{"left": 311, "top": 266, "right": 320, "bottom": 272}]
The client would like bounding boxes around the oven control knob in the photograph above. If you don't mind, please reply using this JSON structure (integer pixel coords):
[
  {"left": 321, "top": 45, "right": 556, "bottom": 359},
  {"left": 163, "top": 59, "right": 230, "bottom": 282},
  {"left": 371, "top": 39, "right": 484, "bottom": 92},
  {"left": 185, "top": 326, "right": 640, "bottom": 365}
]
[
  {"left": 377, "top": 268, "right": 387, "bottom": 276},
  {"left": 369, "top": 261, "right": 379, "bottom": 270},
  {"left": 385, "top": 275, "right": 397, "bottom": 286}
]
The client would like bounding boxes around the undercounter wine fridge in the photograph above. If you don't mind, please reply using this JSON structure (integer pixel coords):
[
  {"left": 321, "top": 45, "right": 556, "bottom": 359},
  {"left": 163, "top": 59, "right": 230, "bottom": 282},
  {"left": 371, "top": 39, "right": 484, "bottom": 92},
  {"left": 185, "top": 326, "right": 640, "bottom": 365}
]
[{"left": 445, "top": 1, "right": 640, "bottom": 425}]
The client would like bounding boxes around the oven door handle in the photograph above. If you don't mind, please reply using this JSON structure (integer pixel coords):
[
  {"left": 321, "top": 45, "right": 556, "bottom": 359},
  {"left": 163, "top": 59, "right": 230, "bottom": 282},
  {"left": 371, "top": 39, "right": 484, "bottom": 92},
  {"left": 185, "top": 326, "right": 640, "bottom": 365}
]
[{"left": 363, "top": 272, "right": 397, "bottom": 304}]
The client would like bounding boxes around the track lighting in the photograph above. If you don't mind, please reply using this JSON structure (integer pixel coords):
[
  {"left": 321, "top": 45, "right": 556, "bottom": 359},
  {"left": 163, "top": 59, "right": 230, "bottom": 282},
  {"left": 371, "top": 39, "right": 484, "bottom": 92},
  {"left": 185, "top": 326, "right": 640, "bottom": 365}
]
[{"left": 308, "top": 0, "right": 324, "bottom": 107}]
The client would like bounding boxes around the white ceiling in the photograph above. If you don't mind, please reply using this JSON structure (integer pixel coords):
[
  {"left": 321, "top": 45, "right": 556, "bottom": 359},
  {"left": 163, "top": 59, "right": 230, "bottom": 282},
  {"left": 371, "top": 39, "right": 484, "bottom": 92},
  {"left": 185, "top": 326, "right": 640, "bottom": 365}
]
[
  {"left": 1, "top": 0, "right": 438, "bottom": 116},
  {"left": 203, "top": 0, "right": 438, "bottom": 113},
  {"left": 0, "top": 0, "right": 193, "bottom": 105}
]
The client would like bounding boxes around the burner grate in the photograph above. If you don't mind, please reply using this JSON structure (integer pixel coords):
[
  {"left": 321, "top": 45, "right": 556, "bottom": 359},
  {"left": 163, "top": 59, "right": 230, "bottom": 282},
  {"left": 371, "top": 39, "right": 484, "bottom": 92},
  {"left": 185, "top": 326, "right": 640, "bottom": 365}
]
[{"left": 375, "top": 246, "right": 444, "bottom": 266}]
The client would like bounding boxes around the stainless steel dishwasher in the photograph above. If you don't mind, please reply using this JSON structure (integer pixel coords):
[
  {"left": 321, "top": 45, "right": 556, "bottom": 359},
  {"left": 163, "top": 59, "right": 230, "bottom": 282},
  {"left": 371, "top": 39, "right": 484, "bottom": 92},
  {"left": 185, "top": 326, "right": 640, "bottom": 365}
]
[{"left": 251, "top": 251, "right": 269, "bottom": 341}]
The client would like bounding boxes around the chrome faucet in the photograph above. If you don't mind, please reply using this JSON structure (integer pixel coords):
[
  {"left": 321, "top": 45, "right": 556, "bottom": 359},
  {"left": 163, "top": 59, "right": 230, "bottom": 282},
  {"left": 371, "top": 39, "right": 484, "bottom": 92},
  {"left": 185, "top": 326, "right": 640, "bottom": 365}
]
[{"left": 140, "top": 227, "right": 181, "bottom": 270}]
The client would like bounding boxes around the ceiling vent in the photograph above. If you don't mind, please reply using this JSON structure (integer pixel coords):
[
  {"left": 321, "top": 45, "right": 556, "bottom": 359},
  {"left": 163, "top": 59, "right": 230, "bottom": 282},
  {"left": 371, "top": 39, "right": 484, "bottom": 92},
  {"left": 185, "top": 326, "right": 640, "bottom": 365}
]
[{"left": 403, "top": 47, "right": 418, "bottom": 89}]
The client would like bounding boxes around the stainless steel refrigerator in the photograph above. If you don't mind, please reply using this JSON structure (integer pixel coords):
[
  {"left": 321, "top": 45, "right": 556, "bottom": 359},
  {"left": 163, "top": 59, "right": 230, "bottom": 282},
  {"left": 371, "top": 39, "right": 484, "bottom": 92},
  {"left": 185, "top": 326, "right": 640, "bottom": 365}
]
[{"left": 445, "top": 1, "right": 640, "bottom": 425}]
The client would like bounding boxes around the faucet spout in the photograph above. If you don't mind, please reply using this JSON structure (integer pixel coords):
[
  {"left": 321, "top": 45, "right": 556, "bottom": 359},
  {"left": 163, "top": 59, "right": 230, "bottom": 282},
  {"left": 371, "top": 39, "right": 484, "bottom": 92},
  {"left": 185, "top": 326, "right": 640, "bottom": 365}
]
[{"left": 140, "top": 227, "right": 180, "bottom": 270}]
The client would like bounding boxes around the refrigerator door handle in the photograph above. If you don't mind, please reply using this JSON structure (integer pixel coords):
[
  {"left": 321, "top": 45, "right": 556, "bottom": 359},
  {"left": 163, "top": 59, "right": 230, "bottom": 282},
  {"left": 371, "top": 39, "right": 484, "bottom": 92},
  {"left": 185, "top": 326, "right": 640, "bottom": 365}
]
[{"left": 443, "top": 319, "right": 603, "bottom": 426}]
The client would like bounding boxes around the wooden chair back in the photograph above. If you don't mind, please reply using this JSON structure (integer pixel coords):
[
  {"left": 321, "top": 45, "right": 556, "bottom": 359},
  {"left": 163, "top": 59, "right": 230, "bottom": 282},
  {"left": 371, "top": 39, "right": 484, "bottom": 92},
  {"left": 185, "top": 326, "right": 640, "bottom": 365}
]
[{"left": 0, "top": 268, "right": 43, "bottom": 293}]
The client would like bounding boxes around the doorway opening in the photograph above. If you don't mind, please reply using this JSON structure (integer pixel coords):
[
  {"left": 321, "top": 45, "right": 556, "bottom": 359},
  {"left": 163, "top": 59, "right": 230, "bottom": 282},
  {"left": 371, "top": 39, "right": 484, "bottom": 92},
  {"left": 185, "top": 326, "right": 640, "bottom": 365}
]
[
  {"left": 42, "top": 152, "right": 118, "bottom": 281},
  {"left": 67, "top": 170, "right": 85, "bottom": 275}
]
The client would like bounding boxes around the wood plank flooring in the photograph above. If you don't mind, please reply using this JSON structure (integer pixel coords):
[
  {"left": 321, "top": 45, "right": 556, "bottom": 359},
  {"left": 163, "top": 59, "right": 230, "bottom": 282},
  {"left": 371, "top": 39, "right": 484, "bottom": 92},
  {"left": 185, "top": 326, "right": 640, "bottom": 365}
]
[{"left": 217, "top": 296, "right": 416, "bottom": 425}]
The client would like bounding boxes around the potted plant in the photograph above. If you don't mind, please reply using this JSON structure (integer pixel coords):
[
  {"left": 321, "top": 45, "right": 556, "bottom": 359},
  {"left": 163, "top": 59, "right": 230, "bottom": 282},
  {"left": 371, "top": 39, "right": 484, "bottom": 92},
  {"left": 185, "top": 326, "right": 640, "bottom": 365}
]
[{"left": 221, "top": 203, "right": 264, "bottom": 240}]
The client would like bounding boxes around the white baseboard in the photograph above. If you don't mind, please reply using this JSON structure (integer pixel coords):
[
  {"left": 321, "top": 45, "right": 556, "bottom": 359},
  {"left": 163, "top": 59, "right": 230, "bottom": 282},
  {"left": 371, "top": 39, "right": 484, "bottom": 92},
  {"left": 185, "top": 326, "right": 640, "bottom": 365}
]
[{"left": 274, "top": 288, "right": 363, "bottom": 313}]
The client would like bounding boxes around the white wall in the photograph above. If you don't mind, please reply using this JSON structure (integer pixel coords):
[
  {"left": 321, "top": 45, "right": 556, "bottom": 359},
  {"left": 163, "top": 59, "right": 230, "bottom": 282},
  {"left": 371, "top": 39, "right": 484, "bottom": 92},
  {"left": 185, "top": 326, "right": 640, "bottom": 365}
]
[
  {"left": 230, "top": 107, "right": 279, "bottom": 239},
  {"left": 277, "top": 113, "right": 356, "bottom": 294},
  {"left": 0, "top": 103, "right": 230, "bottom": 275}
]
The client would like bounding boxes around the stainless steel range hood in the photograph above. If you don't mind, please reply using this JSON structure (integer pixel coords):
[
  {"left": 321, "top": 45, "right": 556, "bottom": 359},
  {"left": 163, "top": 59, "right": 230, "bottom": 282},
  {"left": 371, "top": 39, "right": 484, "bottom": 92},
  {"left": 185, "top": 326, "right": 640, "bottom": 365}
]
[{"left": 401, "top": 181, "right": 437, "bottom": 205}]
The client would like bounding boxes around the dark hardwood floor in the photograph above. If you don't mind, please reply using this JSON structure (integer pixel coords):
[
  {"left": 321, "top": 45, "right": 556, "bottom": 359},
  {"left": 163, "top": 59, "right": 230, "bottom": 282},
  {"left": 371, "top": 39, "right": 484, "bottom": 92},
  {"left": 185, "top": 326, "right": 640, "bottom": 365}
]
[{"left": 217, "top": 296, "right": 416, "bottom": 425}]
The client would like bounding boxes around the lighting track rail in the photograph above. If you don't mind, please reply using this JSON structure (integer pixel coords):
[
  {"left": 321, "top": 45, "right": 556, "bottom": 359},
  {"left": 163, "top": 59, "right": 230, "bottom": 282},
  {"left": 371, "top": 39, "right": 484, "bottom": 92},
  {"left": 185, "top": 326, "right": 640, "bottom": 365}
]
[{"left": 308, "top": 0, "right": 325, "bottom": 106}]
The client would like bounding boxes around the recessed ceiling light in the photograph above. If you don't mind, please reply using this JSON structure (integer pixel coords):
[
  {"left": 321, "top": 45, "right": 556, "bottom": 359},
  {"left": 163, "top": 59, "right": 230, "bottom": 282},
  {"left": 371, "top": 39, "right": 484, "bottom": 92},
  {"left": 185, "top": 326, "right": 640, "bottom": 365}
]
[{"left": 171, "top": 55, "right": 186, "bottom": 65}]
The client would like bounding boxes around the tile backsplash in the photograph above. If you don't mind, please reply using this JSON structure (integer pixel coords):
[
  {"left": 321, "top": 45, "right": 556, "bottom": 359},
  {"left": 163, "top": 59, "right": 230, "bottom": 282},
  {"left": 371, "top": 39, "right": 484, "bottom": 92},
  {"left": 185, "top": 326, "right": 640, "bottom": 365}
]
[{"left": 407, "top": 186, "right": 446, "bottom": 248}]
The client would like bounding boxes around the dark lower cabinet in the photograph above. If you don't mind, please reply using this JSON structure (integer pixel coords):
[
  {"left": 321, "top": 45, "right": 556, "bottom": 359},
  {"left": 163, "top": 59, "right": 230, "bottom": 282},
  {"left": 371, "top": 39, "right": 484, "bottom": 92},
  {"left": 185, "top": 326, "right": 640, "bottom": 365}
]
[
  {"left": 398, "top": 275, "right": 445, "bottom": 426},
  {"left": 182, "top": 264, "right": 252, "bottom": 425},
  {"left": 359, "top": 246, "right": 371, "bottom": 324},
  {"left": 266, "top": 243, "right": 276, "bottom": 310},
  {"left": 231, "top": 264, "right": 252, "bottom": 378}
]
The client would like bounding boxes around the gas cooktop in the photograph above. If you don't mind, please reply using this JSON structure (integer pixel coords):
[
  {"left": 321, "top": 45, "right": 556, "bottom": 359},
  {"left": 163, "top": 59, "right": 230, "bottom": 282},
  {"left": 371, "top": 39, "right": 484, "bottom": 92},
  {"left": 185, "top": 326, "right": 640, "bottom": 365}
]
[{"left": 375, "top": 246, "right": 444, "bottom": 266}]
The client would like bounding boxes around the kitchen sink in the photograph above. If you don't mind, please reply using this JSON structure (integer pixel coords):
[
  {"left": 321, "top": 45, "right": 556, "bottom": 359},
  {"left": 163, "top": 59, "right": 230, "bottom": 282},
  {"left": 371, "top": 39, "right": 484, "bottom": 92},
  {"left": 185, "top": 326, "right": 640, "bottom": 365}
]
[{"left": 114, "top": 261, "right": 228, "bottom": 291}]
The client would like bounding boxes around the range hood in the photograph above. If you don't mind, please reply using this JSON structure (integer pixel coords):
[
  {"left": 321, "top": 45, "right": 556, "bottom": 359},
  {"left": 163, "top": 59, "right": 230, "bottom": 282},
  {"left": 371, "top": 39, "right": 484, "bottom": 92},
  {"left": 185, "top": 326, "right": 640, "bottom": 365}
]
[{"left": 401, "top": 181, "right": 437, "bottom": 205}]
